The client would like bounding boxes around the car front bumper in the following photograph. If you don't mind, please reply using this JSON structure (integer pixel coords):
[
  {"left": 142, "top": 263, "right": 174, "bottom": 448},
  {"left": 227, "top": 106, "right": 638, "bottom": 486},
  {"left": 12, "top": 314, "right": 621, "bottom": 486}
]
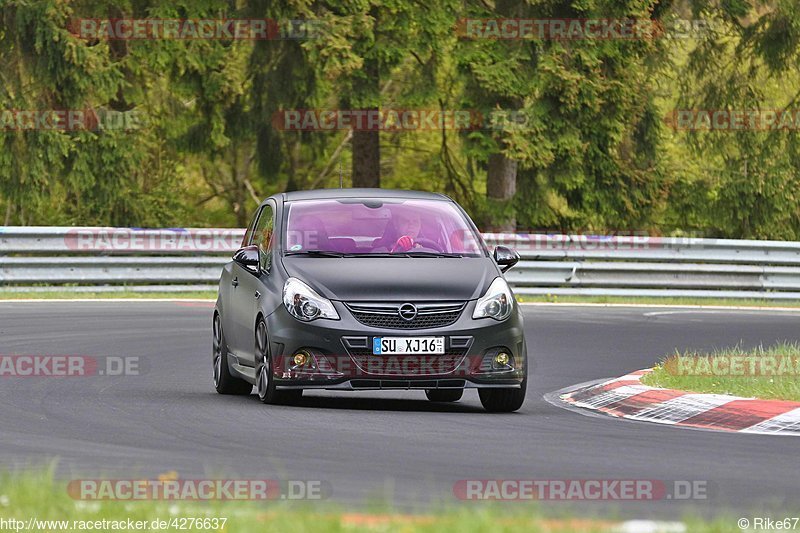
[{"left": 264, "top": 299, "right": 527, "bottom": 390}]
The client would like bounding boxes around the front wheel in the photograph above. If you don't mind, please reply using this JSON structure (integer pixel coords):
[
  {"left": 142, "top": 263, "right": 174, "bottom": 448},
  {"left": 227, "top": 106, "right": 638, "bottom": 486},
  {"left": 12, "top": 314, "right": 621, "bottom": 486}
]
[
  {"left": 255, "top": 319, "right": 303, "bottom": 405},
  {"left": 478, "top": 377, "right": 527, "bottom": 413},
  {"left": 425, "top": 389, "right": 463, "bottom": 402},
  {"left": 213, "top": 314, "right": 252, "bottom": 395}
]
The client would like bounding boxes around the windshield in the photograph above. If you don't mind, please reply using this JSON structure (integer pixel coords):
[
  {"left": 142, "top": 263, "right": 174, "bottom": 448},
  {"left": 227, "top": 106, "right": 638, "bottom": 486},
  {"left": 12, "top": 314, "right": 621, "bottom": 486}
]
[{"left": 283, "top": 198, "right": 486, "bottom": 257}]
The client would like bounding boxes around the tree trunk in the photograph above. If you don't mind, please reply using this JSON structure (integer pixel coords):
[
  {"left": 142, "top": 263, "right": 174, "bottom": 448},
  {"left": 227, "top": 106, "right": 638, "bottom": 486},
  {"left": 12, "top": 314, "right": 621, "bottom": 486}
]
[
  {"left": 483, "top": 0, "right": 520, "bottom": 233},
  {"left": 352, "top": 127, "right": 380, "bottom": 188},
  {"left": 486, "top": 152, "right": 517, "bottom": 232},
  {"left": 351, "top": 52, "right": 380, "bottom": 188}
]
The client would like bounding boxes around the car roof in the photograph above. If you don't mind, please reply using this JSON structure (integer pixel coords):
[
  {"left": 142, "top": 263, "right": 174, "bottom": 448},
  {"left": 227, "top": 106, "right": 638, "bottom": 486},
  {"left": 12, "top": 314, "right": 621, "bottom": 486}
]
[{"left": 273, "top": 188, "right": 451, "bottom": 203}]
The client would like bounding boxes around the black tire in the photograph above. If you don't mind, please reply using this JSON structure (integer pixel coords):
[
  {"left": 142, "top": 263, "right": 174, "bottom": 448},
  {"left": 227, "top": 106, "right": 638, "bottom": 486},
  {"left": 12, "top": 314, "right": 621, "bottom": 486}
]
[
  {"left": 478, "top": 376, "right": 527, "bottom": 413},
  {"left": 254, "top": 319, "right": 303, "bottom": 405},
  {"left": 213, "top": 313, "right": 253, "bottom": 395},
  {"left": 425, "top": 389, "right": 464, "bottom": 402}
]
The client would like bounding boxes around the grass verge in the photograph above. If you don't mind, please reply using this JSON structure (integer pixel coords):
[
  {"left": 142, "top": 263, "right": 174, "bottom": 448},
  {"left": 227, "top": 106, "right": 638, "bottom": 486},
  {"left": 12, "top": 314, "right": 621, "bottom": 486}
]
[
  {"left": 0, "top": 470, "right": 737, "bottom": 533},
  {"left": 642, "top": 342, "right": 800, "bottom": 401}
]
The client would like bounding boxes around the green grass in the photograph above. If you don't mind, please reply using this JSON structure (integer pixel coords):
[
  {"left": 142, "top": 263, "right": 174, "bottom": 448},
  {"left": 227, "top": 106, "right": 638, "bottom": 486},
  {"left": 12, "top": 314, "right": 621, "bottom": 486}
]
[
  {"left": 0, "top": 291, "right": 216, "bottom": 300},
  {"left": 0, "top": 470, "right": 741, "bottom": 533},
  {"left": 517, "top": 294, "right": 800, "bottom": 308},
  {"left": 642, "top": 342, "right": 800, "bottom": 401}
]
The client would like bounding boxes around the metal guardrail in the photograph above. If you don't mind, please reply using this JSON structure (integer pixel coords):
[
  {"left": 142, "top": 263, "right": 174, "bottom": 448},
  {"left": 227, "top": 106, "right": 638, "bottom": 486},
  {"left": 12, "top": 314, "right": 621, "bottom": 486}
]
[
  {"left": 0, "top": 227, "right": 239, "bottom": 293},
  {"left": 3, "top": 227, "right": 800, "bottom": 299}
]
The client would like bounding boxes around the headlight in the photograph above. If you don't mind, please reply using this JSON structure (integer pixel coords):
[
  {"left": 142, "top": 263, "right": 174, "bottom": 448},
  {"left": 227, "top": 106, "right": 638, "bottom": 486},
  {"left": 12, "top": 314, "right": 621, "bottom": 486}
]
[
  {"left": 472, "top": 277, "right": 514, "bottom": 321},
  {"left": 283, "top": 278, "right": 340, "bottom": 321}
]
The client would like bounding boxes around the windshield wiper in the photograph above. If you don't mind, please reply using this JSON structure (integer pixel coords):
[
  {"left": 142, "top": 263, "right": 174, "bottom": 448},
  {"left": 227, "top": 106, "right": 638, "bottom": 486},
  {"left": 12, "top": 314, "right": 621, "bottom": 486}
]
[
  {"left": 284, "top": 250, "right": 346, "bottom": 258},
  {"left": 404, "top": 251, "right": 463, "bottom": 258},
  {"left": 354, "top": 252, "right": 410, "bottom": 258}
]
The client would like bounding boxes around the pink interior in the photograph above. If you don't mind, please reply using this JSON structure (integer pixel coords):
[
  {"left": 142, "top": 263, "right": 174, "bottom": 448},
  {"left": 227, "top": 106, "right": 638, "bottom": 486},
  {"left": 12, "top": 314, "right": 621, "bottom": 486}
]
[{"left": 284, "top": 199, "right": 485, "bottom": 255}]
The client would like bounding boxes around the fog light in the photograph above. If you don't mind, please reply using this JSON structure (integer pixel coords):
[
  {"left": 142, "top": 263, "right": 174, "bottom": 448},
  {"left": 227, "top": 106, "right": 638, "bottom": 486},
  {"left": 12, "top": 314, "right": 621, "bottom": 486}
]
[
  {"left": 479, "top": 347, "right": 514, "bottom": 372},
  {"left": 293, "top": 352, "right": 308, "bottom": 366}
]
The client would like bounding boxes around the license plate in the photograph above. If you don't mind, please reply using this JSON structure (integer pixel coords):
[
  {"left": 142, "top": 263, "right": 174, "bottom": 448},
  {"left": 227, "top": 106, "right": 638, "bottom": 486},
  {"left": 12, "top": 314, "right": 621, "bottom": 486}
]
[{"left": 373, "top": 337, "right": 445, "bottom": 355}]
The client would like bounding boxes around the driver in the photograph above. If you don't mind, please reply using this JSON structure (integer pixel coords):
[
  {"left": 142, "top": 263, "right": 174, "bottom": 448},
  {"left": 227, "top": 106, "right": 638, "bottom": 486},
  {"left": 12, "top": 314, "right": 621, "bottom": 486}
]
[{"left": 392, "top": 211, "right": 424, "bottom": 252}]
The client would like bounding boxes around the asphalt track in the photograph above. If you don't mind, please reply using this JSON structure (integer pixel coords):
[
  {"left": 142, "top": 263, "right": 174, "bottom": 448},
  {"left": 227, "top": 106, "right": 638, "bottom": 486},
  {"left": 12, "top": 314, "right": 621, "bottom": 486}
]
[{"left": 1, "top": 301, "right": 799, "bottom": 520}]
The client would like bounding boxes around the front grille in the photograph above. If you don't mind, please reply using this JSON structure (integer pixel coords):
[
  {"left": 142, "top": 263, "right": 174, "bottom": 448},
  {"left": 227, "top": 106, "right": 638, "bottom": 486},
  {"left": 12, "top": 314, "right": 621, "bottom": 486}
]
[
  {"left": 345, "top": 302, "right": 465, "bottom": 329},
  {"left": 347, "top": 348, "right": 468, "bottom": 376}
]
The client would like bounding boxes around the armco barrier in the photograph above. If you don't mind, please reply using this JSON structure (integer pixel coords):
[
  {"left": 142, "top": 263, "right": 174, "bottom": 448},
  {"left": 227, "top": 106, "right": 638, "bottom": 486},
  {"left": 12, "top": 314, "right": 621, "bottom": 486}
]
[{"left": 3, "top": 227, "right": 800, "bottom": 299}]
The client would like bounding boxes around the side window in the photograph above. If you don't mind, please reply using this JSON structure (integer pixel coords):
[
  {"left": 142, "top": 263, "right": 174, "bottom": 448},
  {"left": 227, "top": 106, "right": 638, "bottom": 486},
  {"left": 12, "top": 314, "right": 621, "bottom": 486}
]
[
  {"left": 241, "top": 209, "right": 259, "bottom": 248},
  {"left": 250, "top": 204, "right": 274, "bottom": 271}
]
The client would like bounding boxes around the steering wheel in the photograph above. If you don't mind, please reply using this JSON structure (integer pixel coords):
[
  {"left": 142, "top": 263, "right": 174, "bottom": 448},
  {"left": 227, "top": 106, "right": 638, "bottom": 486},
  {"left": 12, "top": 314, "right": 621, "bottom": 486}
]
[{"left": 414, "top": 238, "right": 446, "bottom": 252}]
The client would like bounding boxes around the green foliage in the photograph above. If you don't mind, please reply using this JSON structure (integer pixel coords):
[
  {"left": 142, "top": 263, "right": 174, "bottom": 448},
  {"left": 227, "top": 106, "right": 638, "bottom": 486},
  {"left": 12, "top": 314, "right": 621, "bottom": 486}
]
[
  {"left": 0, "top": 0, "right": 185, "bottom": 226},
  {"left": 671, "top": 0, "right": 800, "bottom": 239},
  {"left": 0, "top": 0, "right": 799, "bottom": 239}
]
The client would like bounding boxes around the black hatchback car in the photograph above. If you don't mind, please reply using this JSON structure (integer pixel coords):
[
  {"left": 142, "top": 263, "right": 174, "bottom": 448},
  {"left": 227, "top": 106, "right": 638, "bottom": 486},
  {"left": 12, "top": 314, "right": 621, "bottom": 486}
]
[{"left": 213, "top": 189, "right": 527, "bottom": 412}]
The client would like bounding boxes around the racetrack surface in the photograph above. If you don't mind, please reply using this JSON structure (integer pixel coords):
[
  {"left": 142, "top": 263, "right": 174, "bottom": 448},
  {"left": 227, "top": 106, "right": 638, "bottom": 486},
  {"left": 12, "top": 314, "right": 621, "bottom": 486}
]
[{"left": 1, "top": 301, "right": 798, "bottom": 519}]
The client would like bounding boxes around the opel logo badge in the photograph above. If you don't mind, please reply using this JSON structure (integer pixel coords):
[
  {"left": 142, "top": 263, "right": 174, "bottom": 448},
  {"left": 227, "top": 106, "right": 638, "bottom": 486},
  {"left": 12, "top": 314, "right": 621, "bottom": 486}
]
[{"left": 398, "top": 303, "right": 418, "bottom": 321}]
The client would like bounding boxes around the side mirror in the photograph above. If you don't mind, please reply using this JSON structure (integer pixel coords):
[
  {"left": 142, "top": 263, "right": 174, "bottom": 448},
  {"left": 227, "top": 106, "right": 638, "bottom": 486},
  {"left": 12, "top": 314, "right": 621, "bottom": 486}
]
[
  {"left": 233, "top": 245, "right": 260, "bottom": 273},
  {"left": 493, "top": 246, "right": 519, "bottom": 273}
]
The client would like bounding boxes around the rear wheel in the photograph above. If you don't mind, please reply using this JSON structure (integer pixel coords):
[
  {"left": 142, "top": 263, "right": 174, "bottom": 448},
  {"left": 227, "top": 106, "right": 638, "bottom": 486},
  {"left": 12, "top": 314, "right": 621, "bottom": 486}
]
[
  {"left": 478, "top": 376, "right": 527, "bottom": 412},
  {"left": 255, "top": 319, "right": 303, "bottom": 405},
  {"left": 213, "top": 314, "right": 252, "bottom": 395},
  {"left": 425, "top": 389, "right": 463, "bottom": 402}
]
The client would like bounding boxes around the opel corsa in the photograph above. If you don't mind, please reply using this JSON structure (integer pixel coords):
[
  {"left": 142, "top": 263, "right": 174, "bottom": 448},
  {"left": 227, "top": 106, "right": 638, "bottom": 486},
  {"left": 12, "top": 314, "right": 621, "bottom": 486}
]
[{"left": 213, "top": 189, "right": 527, "bottom": 412}]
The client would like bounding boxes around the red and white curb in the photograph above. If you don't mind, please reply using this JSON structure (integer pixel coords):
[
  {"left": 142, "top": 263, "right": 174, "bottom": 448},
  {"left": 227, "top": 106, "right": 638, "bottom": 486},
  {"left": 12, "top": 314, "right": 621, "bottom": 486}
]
[{"left": 560, "top": 369, "right": 800, "bottom": 435}]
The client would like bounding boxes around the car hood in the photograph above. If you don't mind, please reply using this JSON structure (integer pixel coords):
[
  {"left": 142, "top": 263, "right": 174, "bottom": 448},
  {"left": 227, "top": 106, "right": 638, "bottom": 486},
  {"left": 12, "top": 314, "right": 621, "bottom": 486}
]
[{"left": 281, "top": 257, "right": 497, "bottom": 301}]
